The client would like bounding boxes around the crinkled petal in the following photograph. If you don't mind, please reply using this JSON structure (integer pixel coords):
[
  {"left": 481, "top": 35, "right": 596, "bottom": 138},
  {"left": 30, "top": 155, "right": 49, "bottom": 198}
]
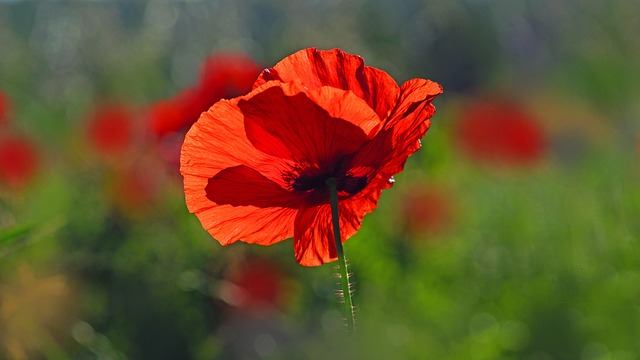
[
  {"left": 384, "top": 78, "right": 442, "bottom": 130},
  {"left": 293, "top": 205, "right": 335, "bottom": 266},
  {"left": 292, "top": 181, "right": 385, "bottom": 266},
  {"left": 181, "top": 97, "right": 296, "bottom": 236},
  {"left": 349, "top": 78, "right": 442, "bottom": 182},
  {"left": 239, "top": 81, "right": 381, "bottom": 167},
  {"left": 254, "top": 48, "right": 400, "bottom": 120},
  {"left": 180, "top": 97, "right": 292, "bottom": 189},
  {"left": 205, "top": 165, "right": 305, "bottom": 209},
  {"left": 181, "top": 100, "right": 261, "bottom": 176},
  {"left": 195, "top": 204, "right": 297, "bottom": 246}
]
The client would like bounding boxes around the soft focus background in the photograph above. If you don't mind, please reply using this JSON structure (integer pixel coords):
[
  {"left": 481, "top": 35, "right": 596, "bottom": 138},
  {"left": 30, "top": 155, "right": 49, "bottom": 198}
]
[{"left": 1, "top": 1, "right": 639, "bottom": 359}]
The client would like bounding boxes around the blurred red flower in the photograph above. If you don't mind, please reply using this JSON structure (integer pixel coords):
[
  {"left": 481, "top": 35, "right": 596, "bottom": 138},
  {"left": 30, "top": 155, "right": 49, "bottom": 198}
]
[
  {"left": 148, "top": 54, "right": 261, "bottom": 139},
  {"left": 0, "top": 135, "right": 39, "bottom": 189},
  {"left": 195, "top": 53, "right": 262, "bottom": 112},
  {"left": 147, "top": 97, "right": 186, "bottom": 138},
  {"left": 146, "top": 88, "right": 200, "bottom": 138},
  {"left": 181, "top": 48, "right": 442, "bottom": 266},
  {"left": 0, "top": 91, "right": 10, "bottom": 127},
  {"left": 86, "top": 104, "right": 134, "bottom": 157},
  {"left": 455, "top": 98, "right": 546, "bottom": 166}
]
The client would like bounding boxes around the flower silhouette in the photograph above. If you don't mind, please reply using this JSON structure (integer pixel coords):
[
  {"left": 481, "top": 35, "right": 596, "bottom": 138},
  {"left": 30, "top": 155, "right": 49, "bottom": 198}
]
[{"left": 181, "top": 48, "right": 442, "bottom": 266}]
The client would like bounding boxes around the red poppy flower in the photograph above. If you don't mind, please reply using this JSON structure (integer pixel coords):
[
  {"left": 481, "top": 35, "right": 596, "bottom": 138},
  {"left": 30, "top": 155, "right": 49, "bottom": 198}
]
[
  {"left": 455, "top": 98, "right": 546, "bottom": 166},
  {"left": 0, "top": 91, "right": 10, "bottom": 127},
  {"left": 0, "top": 135, "right": 39, "bottom": 189},
  {"left": 181, "top": 48, "right": 442, "bottom": 266},
  {"left": 86, "top": 103, "right": 134, "bottom": 157}
]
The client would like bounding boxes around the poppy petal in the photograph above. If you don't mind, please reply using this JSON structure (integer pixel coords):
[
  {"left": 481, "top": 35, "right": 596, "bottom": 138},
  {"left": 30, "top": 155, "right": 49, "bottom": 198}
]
[
  {"left": 205, "top": 165, "right": 304, "bottom": 209},
  {"left": 293, "top": 205, "right": 335, "bottom": 266},
  {"left": 184, "top": 168, "right": 297, "bottom": 246},
  {"left": 335, "top": 173, "right": 391, "bottom": 241},
  {"left": 254, "top": 48, "right": 400, "bottom": 120},
  {"left": 181, "top": 98, "right": 296, "bottom": 234},
  {"left": 293, "top": 185, "right": 384, "bottom": 266},
  {"left": 195, "top": 204, "right": 297, "bottom": 246},
  {"left": 182, "top": 107, "right": 302, "bottom": 246},
  {"left": 239, "top": 81, "right": 381, "bottom": 167},
  {"left": 181, "top": 98, "right": 291, "bottom": 186},
  {"left": 381, "top": 79, "right": 441, "bottom": 178},
  {"left": 384, "top": 78, "right": 442, "bottom": 130},
  {"left": 349, "top": 78, "right": 442, "bottom": 183}
]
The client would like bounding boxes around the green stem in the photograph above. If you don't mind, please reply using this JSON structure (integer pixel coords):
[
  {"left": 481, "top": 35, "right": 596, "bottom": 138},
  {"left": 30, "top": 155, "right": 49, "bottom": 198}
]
[{"left": 326, "top": 177, "right": 355, "bottom": 333}]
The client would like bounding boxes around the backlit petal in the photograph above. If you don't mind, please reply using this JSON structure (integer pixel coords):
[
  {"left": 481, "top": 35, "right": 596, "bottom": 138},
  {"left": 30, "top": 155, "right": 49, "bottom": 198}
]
[
  {"left": 186, "top": 167, "right": 300, "bottom": 250},
  {"left": 181, "top": 98, "right": 291, "bottom": 186},
  {"left": 181, "top": 99, "right": 293, "bottom": 221},
  {"left": 293, "top": 188, "right": 384, "bottom": 266},
  {"left": 205, "top": 165, "right": 304, "bottom": 209},
  {"left": 384, "top": 78, "right": 442, "bottom": 130},
  {"left": 293, "top": 205, "right": 335, "bottom": 266},
  {"left": 349, "top": 78, "right": 442, "bottom": 182},
  {"left": 239, "top": 81, "right": 381, "bottom": 167},
  {"left": 254, "top": 48, "right": 400, "bottom": 120},
  {"left": 195, "top": 204, "right": 297, "bottom": 246}
]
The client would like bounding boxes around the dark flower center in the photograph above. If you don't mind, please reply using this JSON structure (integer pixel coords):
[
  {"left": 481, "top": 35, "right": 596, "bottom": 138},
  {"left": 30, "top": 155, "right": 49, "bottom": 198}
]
[
  {"left": 292, "top": 172, "right": 368, "bottom": 195},
  {"left": 286, "top": 157, "right": 370, "bottom": 205}
]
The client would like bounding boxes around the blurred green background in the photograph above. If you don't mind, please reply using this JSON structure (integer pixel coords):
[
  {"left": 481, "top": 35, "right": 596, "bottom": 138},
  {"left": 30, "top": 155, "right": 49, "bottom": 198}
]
[{"left": 1, "top": 0, "right": 639, "bottom": 359}]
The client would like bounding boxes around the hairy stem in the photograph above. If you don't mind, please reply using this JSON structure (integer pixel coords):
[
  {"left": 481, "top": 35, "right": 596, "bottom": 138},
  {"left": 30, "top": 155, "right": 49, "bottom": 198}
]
[{"left": 326, "top": 177, "right": 355, "bottom": 333}]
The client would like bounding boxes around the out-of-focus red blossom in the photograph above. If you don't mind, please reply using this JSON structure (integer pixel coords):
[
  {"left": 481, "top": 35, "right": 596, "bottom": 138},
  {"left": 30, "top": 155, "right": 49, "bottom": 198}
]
[
  {"left": 401, "top": 186, "right": 453, "bottom": 236},
  {"left": 86, "top": 104, "right": 134, "bottom": 157},
  {"left": 197, "top": 54, "right": 262, "bottom": 104},
  {"left": 455, "top": 98, "right": 546, "bottom": 166},
  {"left": 0, "top": 91, "right": 10, "bottom": 127},
  {"left": 109, "top": 165, "right": 158, "bottom": 214},
  {"left": 0, "top": 135, "right": 39, "bottom": 189},
  {"left": 147, "top": 89, "right": 198, "bottom": 137},
  {"left": 222, "top": 258, "right": 287, "bottom": 311},
  {"left": 181, "top": 48, "right": 442, "bottom": 266},
  {"left": 147, "top": 54, "right": 261, "bottom": 139},
  {"left": 145, "top": 95, "right": 195, "bottom": 171}
]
